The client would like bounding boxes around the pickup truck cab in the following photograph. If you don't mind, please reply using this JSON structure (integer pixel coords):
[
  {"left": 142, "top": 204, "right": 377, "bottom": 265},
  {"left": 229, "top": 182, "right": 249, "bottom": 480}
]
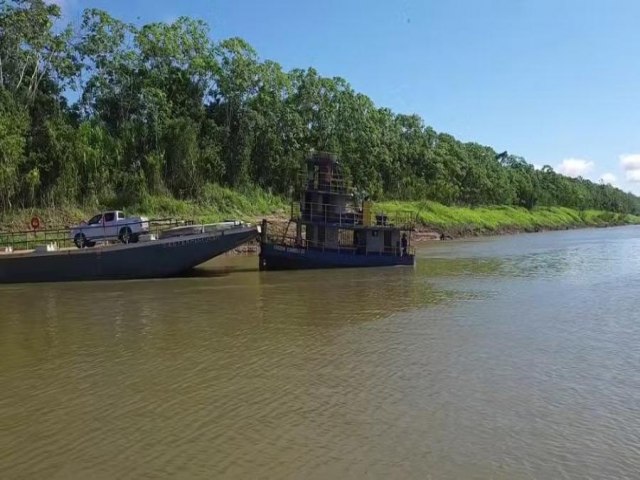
[{"left": 70, "top": 211, "right": 150, "bottom": 248}]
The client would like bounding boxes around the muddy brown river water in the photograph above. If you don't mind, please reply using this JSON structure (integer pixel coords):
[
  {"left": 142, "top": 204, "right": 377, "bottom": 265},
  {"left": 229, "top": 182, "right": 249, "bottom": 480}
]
[{"left": 2, "top": 226, "right": 640, "bottom": 479}]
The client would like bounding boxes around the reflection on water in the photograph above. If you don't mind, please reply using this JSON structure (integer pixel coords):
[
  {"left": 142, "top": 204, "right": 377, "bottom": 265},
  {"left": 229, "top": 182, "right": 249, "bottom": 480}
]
[{"left": 2, "top": 226, "right": 640, "bottom": 479}]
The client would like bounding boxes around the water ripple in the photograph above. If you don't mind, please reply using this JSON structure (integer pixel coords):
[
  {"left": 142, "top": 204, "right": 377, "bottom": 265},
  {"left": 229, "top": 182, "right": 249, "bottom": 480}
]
[{"left": 2, "top": 229, "right": 640, "bottom": 478}]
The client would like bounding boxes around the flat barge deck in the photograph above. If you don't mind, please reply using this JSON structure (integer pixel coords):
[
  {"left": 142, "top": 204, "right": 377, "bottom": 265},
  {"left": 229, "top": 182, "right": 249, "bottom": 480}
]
[{"left": 0, "top": 224, "right": 257, "bottom": 284}]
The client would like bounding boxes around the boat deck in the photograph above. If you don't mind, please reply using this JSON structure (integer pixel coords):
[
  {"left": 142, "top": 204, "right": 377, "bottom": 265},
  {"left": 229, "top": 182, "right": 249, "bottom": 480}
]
[{"left": 0, "top": 225, "right": 258, "bottom": 283}]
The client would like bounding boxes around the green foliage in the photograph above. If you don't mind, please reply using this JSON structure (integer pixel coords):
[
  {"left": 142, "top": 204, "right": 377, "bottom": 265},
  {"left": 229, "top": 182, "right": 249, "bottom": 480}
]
[
  {"left": 0, "top": 183, "right": 284, "bottom": 233},
  {"left": 146, "top": 183, "right": 285, "bottom": 220},
  {"left": 0, "top": 2, "right": 639, "bottom": 218},
  {"left": 0, "top": 0, "right": 78, "bottom": 101},
  {"left": 380, "top": 201, "right": 640, "bottom": 235},
  {"left": 0, "top": 90, "right": 28, "bottom": 209}
]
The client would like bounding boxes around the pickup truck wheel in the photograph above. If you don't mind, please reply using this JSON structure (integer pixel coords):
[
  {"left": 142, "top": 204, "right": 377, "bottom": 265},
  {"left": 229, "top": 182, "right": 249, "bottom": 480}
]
[
  {"left": 74, "top": 233, "right": 86, "bottom": 249},
  {"left": 119, "top": 227, "right": 133, "bottom": 244}
]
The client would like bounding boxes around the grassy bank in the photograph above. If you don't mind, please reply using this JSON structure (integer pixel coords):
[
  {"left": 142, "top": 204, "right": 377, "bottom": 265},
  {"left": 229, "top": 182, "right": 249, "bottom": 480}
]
[
  {"left": 380, "top": 201, "right": 640, "bottom": 237},
  {"left": 2, "top": 189, "right": 639, "bottom": 239},
  {"left": 0, "top": 185, "right": 286, "bottom": 231}
]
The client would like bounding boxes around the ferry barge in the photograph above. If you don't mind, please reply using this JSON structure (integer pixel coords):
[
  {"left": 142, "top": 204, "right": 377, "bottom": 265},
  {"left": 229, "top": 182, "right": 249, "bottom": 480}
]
[
  {"left": 260, "top": 152, "right": 415, "bottom": 270},
  {"left": 0, "top": 221, "right": 258, "bottom": 284}
]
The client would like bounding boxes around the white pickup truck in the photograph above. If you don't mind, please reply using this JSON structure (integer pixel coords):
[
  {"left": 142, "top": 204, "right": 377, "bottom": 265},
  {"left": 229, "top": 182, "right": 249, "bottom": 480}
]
[{"left": 70, "top": 211, "right": 150, "bottom": 248}]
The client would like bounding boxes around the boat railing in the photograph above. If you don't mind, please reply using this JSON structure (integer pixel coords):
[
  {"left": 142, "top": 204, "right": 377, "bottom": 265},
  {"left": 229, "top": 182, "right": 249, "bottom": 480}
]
[
  {"left": 301, "top": 178, "right": 351, "bottom": 195},
  {"left": 0, "top": 218, "right": 192, "bottom": 252},
  {"left": 292, "top": 202, "right": 415, "bottom": 230},
  {"left": 267, "top": 235, "right": 415, "bottom": 257},
  {"left": 298, "top": 163, "right": 351, "bottom": 195}
]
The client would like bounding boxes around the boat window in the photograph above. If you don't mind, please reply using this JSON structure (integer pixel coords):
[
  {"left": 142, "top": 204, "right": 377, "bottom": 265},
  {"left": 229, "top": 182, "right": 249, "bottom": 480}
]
[
  {"left": 104, "top": 212, "right": 115, "bottom": 222},
  {"left": 87, "top": 214, "right": 102, "bottom": 225}
]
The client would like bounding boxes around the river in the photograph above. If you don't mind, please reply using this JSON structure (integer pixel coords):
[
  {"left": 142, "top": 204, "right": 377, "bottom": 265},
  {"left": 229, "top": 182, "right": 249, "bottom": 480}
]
[{"left": 2, "top": 226, "right": 640, "bottom": 479}]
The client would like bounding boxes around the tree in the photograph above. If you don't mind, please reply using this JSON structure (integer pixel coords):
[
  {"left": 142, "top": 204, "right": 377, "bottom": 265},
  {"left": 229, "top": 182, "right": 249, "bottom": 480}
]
[
  {"left": 0, "top": 0, "right": 77, "bottom": 103},
  {"left": 0, "top": 91, "right": 28, "bottom": 209},
  {"left": 1, "top": 3, "right": 638, "bottom": 215}
]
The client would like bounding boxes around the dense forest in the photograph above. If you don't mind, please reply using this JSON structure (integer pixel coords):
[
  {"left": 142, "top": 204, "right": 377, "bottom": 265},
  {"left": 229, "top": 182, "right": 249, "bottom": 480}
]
[{"left": 1, "top": 0, "right": 639, "bottom": 215}]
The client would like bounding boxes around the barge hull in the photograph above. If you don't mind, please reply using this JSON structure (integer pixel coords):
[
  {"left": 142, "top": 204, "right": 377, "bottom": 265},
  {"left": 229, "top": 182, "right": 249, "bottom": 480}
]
[
  {"left": 259, "top": 243, "right": 415, "bottom": 270},
  {"left": 0, "top": 228, "right": 257, "bottom": 284}
]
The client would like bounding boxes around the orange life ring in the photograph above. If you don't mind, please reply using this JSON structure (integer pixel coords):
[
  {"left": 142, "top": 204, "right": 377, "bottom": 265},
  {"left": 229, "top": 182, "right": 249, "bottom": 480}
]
[{"left": 30, "top": 216, "right": 41, "bottom": 230}]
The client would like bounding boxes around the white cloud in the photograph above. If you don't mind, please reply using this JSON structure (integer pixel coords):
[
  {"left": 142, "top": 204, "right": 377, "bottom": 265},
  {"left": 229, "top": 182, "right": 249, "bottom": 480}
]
[
  {"left": 556, "top": 158, "right": 594, "bottom": 178},
  {"left": 626, "top": 170, "right": 640, "bottom": 182},
  {"left": 600, "top": 173, "right": 616, "bottom": 185},
  {"left": 619, "top": 154, "right": 640, "bottom": 183}
]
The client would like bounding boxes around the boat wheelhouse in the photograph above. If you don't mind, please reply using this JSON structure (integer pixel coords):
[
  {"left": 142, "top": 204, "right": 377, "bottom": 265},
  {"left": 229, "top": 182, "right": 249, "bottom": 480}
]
[{"left": 259, "top": 152, "right": 415, "bottom": 270}]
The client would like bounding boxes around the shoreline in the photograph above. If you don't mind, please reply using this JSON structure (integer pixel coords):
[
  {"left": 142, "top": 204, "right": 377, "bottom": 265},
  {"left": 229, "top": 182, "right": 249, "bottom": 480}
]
[
  {"left": 3, "top": 204, "right": 639, "bottom": 254},
  {"left": 229, "top": 217, "right": 637, "bottom": 255},
  {"left": 411, "top": 222, "right": 629, "bottom": 242}
]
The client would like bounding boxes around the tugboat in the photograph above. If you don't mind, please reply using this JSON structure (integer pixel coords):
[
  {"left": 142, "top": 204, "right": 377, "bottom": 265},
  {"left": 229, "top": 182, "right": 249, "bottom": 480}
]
[{"left": 259, "top": 152, "right": 415, "bottom": 270}]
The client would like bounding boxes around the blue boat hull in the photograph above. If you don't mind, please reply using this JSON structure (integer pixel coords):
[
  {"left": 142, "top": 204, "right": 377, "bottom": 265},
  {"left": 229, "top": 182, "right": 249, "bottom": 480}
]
[
  {"left": 259, "top": 243, "right": 414, "bottom": 270},
  {"left": 0, "top": 227, "right": 257, "bottom": 284}
]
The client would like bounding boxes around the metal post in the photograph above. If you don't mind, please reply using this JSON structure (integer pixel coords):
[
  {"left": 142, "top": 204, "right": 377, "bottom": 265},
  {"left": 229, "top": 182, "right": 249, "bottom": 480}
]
[{"left": 261, "top": 219, "right": 268, "bottom": 245}]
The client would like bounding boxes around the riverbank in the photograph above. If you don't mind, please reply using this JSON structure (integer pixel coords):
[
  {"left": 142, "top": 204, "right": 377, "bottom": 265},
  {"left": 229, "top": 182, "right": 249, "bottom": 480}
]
[
  {"left": 0, "top": 185, "right": 286, "bottom": 232},
  {"left": 379, "top": 201, "right": 640, "bottom": 239},
  {"left": 2, "top": 193, "right": 639, "bottom": 242}
]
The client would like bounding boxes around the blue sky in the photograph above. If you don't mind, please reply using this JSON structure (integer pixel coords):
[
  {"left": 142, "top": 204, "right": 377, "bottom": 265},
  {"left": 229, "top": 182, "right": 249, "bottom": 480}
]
[{"left": 57, "top": 0, "right": 640, "bottom": 193}]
